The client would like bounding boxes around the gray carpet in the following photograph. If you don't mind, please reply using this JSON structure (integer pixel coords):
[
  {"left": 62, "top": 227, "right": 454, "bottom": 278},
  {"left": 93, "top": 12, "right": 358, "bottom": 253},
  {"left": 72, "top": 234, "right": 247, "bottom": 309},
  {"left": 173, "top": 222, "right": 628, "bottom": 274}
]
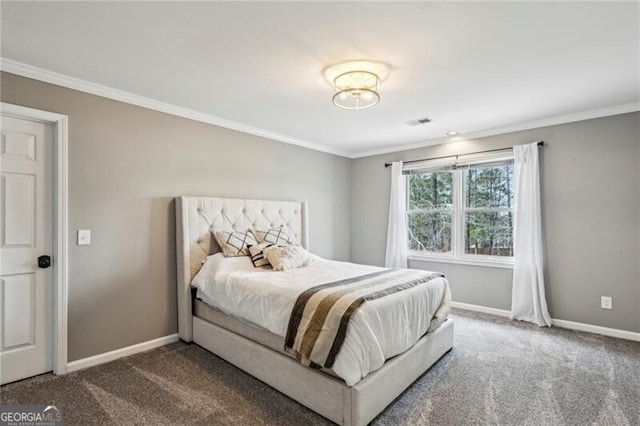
[{"left": 2, "top": 309, "right": 639, "bottom": 425}]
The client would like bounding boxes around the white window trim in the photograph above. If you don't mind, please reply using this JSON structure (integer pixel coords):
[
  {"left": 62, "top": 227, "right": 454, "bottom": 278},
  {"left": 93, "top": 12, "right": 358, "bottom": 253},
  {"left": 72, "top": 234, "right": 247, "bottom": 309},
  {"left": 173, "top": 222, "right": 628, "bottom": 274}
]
[
  {"left": 406, "top": 150, "right": 515, "bottom": 269},
  {"left": 408, "top": 253, "right": 514, "bottom": 269}
]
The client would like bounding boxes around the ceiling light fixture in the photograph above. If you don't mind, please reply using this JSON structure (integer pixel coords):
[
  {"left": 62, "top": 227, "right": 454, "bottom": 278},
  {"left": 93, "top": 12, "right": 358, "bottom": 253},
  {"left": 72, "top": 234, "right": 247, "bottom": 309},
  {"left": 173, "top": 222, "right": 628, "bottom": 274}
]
[
  {"left": 446, "top": 131, "right": 459, "bottom": 136},
  {"left": 333, "top": 70, "right": 379, "bottom": 110},
  {"left": 324, "top": 61, "right": 389, "bottom": 110}
]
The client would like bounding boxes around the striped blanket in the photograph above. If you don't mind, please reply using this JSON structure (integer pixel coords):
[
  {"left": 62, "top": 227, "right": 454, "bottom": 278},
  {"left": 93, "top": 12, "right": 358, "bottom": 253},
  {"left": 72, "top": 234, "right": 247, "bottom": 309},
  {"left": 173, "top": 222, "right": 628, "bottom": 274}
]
[{"left": 284, "top": 268, "right": 448, "bottom": 369}]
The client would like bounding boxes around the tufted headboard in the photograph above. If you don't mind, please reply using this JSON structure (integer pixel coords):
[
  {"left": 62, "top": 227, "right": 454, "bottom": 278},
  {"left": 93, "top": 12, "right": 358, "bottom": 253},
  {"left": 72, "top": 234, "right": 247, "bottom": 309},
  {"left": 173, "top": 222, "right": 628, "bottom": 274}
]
[{"left": 175, "top": 196, "right": 308, "bottom": 341}]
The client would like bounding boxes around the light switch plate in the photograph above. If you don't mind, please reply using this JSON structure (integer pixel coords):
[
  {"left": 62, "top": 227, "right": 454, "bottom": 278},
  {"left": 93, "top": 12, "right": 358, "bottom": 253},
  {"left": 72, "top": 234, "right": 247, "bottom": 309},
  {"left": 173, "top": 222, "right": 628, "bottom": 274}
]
[{"left": 77, "top": 229, "right": 91, "bottom": 246}]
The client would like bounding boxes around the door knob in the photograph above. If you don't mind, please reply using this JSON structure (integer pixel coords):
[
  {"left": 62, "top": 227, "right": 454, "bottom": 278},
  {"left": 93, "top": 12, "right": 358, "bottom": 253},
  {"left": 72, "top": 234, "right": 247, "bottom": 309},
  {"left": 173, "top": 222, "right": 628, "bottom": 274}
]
[{"left": 38, "top": 255, "right": 51, "bottom": 269}]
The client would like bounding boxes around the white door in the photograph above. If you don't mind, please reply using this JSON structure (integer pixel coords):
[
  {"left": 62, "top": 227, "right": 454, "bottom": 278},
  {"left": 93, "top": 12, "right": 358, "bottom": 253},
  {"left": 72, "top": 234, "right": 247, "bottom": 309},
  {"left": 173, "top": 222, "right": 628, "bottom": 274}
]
[{"left": 0, "top": 115, "right": 54, "bottom": 384}]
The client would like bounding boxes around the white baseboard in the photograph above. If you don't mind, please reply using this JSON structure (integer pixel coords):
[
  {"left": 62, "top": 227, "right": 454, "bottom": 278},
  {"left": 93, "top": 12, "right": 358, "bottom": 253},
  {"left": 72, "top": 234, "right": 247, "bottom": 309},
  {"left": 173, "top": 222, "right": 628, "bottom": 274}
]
[
  {"left": 551, "top": 319, "right": 640, "bottom": 342},
  {"left": 63, "top": 303, "right": 639, "bottom": 374},
  {"left": 67, "top": 333, "right": 180, "bottom": 373},
  {"left": 451, "top": 301, "right": 640, "bottom": 342},
  {"left": 451, "top": 301, "right": 511, "bottom": 318}
]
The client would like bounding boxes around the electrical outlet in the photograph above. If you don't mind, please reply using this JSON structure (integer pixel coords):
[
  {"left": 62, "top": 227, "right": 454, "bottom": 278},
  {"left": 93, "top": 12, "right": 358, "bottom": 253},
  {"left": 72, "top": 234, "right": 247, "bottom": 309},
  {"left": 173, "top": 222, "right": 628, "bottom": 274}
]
[{"left": 601, "top": 296, "right": 612, "bottom": 310}]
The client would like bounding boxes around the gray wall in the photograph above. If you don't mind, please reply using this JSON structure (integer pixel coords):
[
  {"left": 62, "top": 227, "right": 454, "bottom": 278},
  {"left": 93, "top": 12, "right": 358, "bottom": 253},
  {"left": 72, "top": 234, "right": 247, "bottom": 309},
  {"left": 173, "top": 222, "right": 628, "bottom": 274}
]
[
  {"left": 1, "top": 72, "right": 352, "bottom": 361},
  {"left": 2, "top": 70, "right": 637, "bottom": 363},
  {"left": 351, "top": 113, "right": 640, "bottom": 333}
]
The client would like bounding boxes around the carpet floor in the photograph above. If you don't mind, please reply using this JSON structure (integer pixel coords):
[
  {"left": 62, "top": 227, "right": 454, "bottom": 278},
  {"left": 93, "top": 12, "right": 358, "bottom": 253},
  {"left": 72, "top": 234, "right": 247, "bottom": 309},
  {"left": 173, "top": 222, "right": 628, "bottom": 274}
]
[{"left": 1, "top": 309, "right": 639, "bottom": 425}]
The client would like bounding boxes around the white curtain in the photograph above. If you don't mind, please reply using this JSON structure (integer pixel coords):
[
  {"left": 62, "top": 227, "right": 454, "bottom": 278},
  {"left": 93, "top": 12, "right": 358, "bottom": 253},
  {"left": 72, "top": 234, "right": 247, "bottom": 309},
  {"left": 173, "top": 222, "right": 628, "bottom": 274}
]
[
  {"left": 385, "top": 161, "right": 408, "bottom": 268},
  {"left": 511, "top": 142, "right": 552, "bottom": 326}
]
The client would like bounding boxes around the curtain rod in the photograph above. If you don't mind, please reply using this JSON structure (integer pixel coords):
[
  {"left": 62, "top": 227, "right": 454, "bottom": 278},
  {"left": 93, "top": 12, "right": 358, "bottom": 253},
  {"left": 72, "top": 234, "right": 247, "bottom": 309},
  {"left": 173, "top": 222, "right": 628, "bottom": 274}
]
[{"left": 384, "top": 141, "right": 544, "bottom": 168}]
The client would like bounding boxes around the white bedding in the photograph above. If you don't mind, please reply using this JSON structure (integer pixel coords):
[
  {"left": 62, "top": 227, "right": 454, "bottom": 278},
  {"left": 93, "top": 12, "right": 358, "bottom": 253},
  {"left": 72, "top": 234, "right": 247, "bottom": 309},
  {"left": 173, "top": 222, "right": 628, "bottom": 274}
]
[{"left": 191, "top": 253, "right": 448, "bottom": 386}]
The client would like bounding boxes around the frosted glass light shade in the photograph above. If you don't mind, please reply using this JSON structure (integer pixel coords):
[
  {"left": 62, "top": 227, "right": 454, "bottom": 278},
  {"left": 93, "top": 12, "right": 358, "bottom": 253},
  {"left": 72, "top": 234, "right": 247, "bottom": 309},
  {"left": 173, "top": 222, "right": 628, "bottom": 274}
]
[{"left": 332, "top": 70, "right": 380, "bottom": 110}]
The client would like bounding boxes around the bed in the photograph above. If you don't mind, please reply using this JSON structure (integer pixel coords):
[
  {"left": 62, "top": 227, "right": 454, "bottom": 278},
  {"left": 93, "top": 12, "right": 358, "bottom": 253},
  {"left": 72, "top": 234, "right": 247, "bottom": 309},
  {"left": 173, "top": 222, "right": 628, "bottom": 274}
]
[{"left": 175, "top": 196, "right": 454, "bottom": 425}]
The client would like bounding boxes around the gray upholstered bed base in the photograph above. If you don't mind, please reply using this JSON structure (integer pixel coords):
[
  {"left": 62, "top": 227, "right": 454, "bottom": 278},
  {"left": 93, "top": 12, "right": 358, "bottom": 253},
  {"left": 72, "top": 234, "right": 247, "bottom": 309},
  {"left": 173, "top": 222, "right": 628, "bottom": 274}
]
[
  {"left": 176, "top": 196, "right": 454, "bottom": 426},
  {"left": 194, "top": 315, "right": 453, "bottom": 425},
  {"left": 194, "top": 299, "right": 342, "bottom": 379}
]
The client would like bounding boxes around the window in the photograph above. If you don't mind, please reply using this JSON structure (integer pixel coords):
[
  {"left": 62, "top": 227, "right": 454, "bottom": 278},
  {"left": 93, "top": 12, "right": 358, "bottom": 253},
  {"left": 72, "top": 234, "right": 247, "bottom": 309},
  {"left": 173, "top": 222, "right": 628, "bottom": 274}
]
[
  {"left": 407, "top": 170, "right": 453, "bottom": 253},
  {"left": 464, "top": 163, "right": 514, "bottom": 257},
  {"left": 407, "top": 153, "right": 514, "bottom": 267}
]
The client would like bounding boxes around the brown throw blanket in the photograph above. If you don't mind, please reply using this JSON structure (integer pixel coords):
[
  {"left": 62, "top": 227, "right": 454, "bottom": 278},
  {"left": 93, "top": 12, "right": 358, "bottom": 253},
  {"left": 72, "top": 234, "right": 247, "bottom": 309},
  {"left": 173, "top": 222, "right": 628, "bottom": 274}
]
[{"left": 284, "top": 268, "right": 448, "bottom": 369}]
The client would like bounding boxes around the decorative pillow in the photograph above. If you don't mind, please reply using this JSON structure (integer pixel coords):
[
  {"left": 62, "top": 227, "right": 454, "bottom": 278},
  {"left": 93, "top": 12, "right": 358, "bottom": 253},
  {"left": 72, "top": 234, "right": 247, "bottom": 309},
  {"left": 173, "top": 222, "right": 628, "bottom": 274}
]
[
  {"left": 263, "top": 245, "right": 310, "bottom": 271},
  {"left": 247, "top": 242, "right": 274, "bottom": 268},
  {"left": 253, "top": 227, "right": 294, "bottom": 245},
  {"left": 213, "top": 230, "right": 258, "bottom": 257}
]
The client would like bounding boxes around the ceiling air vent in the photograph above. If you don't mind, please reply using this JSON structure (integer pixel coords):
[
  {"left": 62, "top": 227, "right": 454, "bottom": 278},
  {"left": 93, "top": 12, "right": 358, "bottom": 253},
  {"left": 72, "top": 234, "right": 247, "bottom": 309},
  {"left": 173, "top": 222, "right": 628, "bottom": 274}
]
[{"left": 405, "top": 117, "right": 432, "bottom": 126}]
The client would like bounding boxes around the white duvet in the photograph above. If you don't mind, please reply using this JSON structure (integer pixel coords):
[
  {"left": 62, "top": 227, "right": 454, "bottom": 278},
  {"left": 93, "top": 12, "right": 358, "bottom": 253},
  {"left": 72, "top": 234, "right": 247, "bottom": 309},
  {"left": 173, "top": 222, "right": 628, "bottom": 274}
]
[{"left": 191, "top": 253, "right": 447, "bottom": 386}]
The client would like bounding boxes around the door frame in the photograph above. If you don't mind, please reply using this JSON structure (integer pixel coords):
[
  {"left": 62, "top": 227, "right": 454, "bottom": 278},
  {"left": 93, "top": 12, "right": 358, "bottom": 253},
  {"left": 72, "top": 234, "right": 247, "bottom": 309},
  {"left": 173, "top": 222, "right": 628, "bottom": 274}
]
[{"left": 1, "top": 102, "right": 68, "bottom": 375}]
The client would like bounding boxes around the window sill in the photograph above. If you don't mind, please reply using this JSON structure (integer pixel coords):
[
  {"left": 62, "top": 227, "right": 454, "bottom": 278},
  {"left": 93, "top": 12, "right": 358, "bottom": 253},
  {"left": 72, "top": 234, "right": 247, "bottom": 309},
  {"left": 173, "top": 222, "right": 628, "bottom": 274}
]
[{"left": 407, "top": 255, "right": 514, "bottom": 269}]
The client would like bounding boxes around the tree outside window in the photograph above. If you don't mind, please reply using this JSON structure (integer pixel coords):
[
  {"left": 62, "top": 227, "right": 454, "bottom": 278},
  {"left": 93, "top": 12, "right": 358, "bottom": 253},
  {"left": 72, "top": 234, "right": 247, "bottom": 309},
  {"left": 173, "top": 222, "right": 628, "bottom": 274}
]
[
  {"left": 407, "top": 171, "right": 453, "bottom": 253},
  {"left": 464, "top": 164, "right": 514, "bottom": 257}
]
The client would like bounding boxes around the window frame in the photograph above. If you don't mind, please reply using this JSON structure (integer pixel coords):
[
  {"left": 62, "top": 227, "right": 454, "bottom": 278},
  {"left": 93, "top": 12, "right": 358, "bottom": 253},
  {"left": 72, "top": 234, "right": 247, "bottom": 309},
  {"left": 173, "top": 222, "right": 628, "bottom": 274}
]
[{"left": 406, "top": 151, "right": 515, "bottom": 269}]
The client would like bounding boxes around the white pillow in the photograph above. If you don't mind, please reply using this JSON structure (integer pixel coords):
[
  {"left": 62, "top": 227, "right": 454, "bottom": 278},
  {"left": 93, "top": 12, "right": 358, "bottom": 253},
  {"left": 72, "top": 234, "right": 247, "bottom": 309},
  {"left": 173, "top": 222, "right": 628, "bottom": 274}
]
[
  {"left": 253, "top": 227, "right": 294, "bottom": 245},
  {"left": 263, "top": 245, "right": 310, "bottom": 271},
  {"left": 212, "top": 230, "right": 258, "bottom": 257},
  {"left": 247, "top": 242, "right": 274, "bottom": 268}
]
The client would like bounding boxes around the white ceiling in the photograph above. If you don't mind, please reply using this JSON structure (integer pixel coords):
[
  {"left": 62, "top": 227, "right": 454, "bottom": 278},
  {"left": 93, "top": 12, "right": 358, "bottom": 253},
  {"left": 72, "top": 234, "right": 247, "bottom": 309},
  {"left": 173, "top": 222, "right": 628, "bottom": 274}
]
[{"left": 1, "top": 2, "right": 638, "bottom": 158}]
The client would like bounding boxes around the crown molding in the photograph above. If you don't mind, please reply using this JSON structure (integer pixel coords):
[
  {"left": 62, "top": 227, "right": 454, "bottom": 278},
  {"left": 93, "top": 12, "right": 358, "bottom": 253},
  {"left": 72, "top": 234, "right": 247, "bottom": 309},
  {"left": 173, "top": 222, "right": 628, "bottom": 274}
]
[
  {"left": 0, "top": 58, "right": 351, "bottom": 158},
  {"left": 3, "top": 58, "right": 637, "bottom": 160},
  {"left": 350, "top": 102, "right": 640, "bottom": 158}
]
